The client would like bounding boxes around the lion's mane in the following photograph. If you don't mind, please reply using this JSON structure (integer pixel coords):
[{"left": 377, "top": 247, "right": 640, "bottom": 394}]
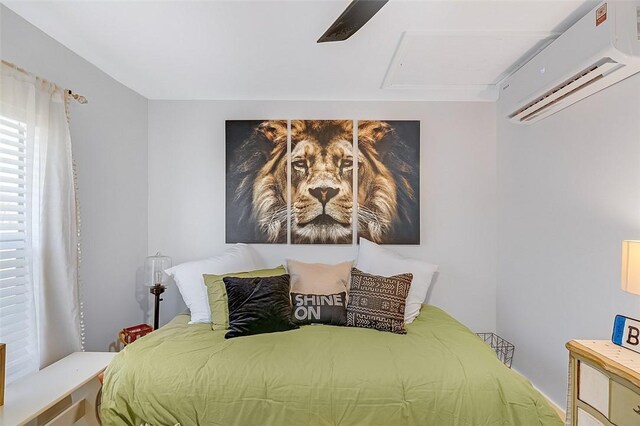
[
  {"left": 357, "top": 121, "right": 419, "bottom": 244},
  {"left": 227, "top": 120, "right": 288, "bottom": 243}
]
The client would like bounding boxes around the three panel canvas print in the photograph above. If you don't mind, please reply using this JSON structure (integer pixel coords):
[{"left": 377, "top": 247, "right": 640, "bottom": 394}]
[{"left": 226, "top": 120, "right": 420, "bottom": 245}]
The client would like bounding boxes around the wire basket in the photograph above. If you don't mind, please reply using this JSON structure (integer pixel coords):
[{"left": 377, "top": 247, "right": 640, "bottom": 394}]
[{"left": 476, "top": 333, "right": 515, "bottom": 368}]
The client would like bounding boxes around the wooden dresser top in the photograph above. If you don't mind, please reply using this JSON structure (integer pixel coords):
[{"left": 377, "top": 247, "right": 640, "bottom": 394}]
[{"left": 567, "top": 340, "right": 640, "bottom": 388}]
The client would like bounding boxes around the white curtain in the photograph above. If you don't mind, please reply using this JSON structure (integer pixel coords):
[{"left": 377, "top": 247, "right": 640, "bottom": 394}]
[{"left": 1, "top": 62, "right": 81, "bottom": 371}]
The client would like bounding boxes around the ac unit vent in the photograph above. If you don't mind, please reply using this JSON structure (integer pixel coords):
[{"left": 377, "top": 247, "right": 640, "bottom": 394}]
[{"left": 509, "top": 59, "right": 622, "bottom": 122}]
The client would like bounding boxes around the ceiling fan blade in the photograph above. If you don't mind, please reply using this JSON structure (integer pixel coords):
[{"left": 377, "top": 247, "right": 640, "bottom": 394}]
[{"left": 317, "top": 0, "right": 389, "bottom": 43}]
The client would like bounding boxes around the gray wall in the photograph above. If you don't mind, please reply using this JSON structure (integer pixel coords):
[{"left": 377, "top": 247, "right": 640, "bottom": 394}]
[
  {"left": 496, "top": 73, "right": 640, "bottom": 405},
  {"left": 147, "top": 100, "right": 499, "bottom": 332},
  {"left": 0, "top": 6, "right": 149, "bottom": 351}
]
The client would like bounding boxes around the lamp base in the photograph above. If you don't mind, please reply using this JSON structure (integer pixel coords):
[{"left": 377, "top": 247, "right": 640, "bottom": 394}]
[{"left": 149, "top": 284, "right": 166, "bottom": 330}]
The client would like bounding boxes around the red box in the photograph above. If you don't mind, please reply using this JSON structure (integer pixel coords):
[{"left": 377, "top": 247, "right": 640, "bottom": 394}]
[{"left": 118, "top": 323, "right": 153, "bottom": 346}]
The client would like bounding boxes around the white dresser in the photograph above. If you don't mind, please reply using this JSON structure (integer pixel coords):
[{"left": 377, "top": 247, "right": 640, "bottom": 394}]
[{"left": 567, "top": 340, "right": 640, "bottom": 426}]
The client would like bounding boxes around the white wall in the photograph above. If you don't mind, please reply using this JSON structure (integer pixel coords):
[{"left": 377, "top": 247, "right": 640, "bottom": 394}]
[
  {"left": 496, "top": 73, "right": 640, "bottom": 405},
  {"left": 1, "top": 6, "right": 149, "bottom": 351},
  {"left": 148, "top": 100, "right": 498, "bottom": 331}
]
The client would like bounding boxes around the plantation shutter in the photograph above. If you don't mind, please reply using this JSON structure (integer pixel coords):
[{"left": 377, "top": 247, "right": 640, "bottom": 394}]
[{"left": 0, "top": 114, "right": 38, "bottom": 383}]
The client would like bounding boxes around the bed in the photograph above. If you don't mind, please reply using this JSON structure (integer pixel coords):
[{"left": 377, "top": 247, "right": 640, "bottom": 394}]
[{"left": 101, "top": 305, "right": 562, "bottom": 425}]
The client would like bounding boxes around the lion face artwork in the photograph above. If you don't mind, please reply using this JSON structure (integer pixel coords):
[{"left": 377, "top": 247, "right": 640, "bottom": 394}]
[
  {"left": 290, "top": 120, "right": 354, "bottom": 244},
  {"left": 225, "top": 119, "right": 419, "bottom": 245}
]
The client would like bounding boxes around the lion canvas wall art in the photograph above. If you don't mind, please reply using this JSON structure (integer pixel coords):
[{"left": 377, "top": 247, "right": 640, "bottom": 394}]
[
  {"left": 225, "top": 119, "right": 420, "bottom": 245},
  {"left": 357, "top": 120, "right": 420, "bottom": 244},
  {"left": 290, "top": 120, "right": 354, "bottom": 244},
  {"left": 226, "top": 120, "right": 288, "bottom": 243}
]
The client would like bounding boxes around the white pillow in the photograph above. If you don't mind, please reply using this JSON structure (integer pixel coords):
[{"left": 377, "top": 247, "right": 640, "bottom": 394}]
[
  {"left": 355, "top": 238, "right": 438, "bottom": 324},
  {"left": 165, "top": 244, "right": 258, "bottom": 324}
]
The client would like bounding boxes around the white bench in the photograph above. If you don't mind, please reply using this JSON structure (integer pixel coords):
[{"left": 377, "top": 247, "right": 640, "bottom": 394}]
[{"left": 0, "top": 352, "right": 116, "bottom": 426}]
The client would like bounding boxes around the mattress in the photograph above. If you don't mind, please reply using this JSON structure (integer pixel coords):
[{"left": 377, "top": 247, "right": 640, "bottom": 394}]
[{"left": 101, "top": 305, "right": 562, "bottom": 425}]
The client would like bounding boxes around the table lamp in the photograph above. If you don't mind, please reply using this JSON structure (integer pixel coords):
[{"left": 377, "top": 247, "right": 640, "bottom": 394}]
[
  {"left": 145, "top": 252, "right": 172, "bottom": 330},
  {"left": 621, "top": 240, "right": 640, "bottom": 296}
]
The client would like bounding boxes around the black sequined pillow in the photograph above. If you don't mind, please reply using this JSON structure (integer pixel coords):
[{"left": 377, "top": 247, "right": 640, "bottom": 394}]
[
  {"left": 290, "top": 292, "right": 347, "bottom": 326},
  {"left": 223, "top": 274, "right": 299, "bottom": 339},
  {"left": 346, "top": 268, "right": 413, "bottom": 334}
]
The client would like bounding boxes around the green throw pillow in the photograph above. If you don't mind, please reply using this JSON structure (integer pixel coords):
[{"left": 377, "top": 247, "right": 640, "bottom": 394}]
[{"left": 203, "top": 265, "right": 287, "bottom": 330}]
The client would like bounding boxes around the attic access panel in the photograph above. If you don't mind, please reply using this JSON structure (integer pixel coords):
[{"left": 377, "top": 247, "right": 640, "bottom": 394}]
[{"left": 383, "top": 31, "right": 557, "bottom": 95}]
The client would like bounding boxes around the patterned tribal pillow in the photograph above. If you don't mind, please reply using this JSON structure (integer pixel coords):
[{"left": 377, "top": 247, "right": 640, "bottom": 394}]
[{"left": 346, "top": 268, "right": 413, "bottom": 334}]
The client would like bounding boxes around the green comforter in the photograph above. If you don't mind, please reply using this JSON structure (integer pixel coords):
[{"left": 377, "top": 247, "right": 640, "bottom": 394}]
[{"left": 101, "top": 305, "right": 561, "bottom": 426}]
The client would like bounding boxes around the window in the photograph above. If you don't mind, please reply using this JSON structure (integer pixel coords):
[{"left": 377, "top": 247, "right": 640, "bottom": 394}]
[{"left": 0, "top": 114, "right": 38, "bottom": 384}]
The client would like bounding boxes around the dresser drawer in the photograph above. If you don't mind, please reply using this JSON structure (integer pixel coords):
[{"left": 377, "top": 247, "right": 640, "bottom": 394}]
[
  {"left": 578, "top": 362, "right": 610, "bottom": 417},
  {"left": 577, "top": 408, "right": 604, "bottom": 426},
  {"left": 609, "top": 380, "right": 640, "bottom": 426}
]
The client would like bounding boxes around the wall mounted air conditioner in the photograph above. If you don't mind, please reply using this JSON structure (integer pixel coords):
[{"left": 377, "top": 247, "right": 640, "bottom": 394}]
[{"left": 501, "top": 1, "right": 640, "bottom": 124}]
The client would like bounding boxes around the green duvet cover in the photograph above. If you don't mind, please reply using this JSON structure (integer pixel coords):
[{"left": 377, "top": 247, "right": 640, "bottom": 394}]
[{"left": 101, "top": 305, "right": 561, "bottom": 426}]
